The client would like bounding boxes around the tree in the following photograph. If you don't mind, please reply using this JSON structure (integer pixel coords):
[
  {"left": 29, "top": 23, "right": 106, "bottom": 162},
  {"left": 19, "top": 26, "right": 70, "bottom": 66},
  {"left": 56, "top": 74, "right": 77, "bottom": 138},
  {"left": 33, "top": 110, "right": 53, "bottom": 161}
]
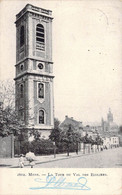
[
  {"left": 29, "top": 129, "right": 41, "bottom": 141},
  {"left": 118, "top": 126, "right": 122, "bottom": 135},
  {"left": 0, "top": 103, "right": 26, "bottom": 137},
  {"left": 0, "top": 80, "right": 17, "bottom": 136},
  {"left": 82, "top": 133, "right": 90, "bottom": 144},
  {"left": 60, "top": 124, "right": 82, "bottom": 156},
  {"left": 49, "top": 118, "right": 61, "bottom": 146},
  {"left": 0, "top": 80, "right": 42, "bottom": 156},
  {"left": 50, "top": 120, "right": 83, "bottom": 155},
  {"left": 95, "top": 134, "right": 103, "bottom": 145},
  {"left": 88, "top": 136, "right": 94, "bottom": 145},
  {"left": 54, "top": 118, "right": 60, "bottom": 129},
  {"left": 60, "top": 124, "right": 74, "bottom": 156},
  {"left": 0, "top": 79, "right": 15, "bottom": 110},
  {"left": 0, "top": 79, "right": 34, "bottom": 138},
  {"left": 73, "top": 130, "right": 82, "bottom": 154}
]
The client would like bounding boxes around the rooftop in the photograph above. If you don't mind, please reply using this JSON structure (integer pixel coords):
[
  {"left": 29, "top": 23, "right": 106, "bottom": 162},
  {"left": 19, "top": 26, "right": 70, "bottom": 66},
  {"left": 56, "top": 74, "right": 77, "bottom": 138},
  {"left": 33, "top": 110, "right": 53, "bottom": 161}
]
[
  {"left": 16, "top": 4, "right": 52, "bottom": 22},
  {"left": 59, "top": 115, "right": 83, "bottom": 129}
]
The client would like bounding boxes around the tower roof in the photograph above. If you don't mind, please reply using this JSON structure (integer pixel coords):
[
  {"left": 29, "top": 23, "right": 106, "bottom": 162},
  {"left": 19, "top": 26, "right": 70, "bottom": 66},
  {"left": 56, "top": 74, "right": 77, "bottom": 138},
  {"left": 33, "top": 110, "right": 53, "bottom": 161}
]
[{"left": 15, "top": 4, "right": 53, "bottom": 23}]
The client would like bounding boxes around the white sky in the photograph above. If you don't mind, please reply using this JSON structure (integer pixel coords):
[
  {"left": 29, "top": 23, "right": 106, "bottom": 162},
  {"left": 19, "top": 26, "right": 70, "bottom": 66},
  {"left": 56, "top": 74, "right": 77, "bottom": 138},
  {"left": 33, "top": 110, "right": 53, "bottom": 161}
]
[{"left": 0, "top": 0, "right": 122, "bottom": 125}]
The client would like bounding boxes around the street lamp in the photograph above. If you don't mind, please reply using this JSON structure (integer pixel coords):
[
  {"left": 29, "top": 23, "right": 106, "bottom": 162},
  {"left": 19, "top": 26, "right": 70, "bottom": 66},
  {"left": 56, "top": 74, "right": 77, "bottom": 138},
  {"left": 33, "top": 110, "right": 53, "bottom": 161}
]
[{"left": 52, "top": 141, "right": 56, "bottom": 158}]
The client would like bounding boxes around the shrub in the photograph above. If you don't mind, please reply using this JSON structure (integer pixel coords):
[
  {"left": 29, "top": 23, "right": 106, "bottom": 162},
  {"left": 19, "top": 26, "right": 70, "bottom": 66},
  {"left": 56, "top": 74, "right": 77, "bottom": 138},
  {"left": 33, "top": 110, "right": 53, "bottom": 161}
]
[
  {"left": 29, "top": 139, "right": 54, "bottom": 155},
  {"left": 15, "top": 138, "right": 78, "bottom": 156}
]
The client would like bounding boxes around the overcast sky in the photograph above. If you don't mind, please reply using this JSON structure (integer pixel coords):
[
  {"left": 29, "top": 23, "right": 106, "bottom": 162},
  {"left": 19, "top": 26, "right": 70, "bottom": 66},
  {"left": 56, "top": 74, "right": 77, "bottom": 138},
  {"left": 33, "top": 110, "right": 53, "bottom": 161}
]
[{"left": 0, "top": 0, "right": 122, "bottom": 125}]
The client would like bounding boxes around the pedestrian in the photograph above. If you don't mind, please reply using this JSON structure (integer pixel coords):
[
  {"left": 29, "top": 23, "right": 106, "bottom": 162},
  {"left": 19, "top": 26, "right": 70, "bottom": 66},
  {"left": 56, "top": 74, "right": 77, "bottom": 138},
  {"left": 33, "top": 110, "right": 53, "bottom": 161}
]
[
  {"left": 30, "top": 160, "right": 35, "bottom": 168},
  {"left": 19, "top": 154, "right": 24, "bottom": 168},
  {"left": 26, "top": 151, "right": 36, "bottom": 168}
]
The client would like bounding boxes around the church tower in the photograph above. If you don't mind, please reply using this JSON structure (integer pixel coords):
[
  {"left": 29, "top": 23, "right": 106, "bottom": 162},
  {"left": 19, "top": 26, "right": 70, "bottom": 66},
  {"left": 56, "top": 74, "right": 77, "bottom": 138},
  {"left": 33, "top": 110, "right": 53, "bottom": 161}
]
[
  {"left": 107, "top": 108, "right": 113, "bottom": 123},
  {"left": 14, "top": 4, "right": 54, "bottom": 138}
]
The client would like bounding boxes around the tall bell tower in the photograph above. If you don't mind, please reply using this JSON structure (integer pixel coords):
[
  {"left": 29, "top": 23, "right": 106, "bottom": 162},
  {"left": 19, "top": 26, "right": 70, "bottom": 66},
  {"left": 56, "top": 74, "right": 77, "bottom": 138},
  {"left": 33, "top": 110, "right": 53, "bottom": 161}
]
[{"left": 14, "top": 4, "right": 54, "bottom": 138}]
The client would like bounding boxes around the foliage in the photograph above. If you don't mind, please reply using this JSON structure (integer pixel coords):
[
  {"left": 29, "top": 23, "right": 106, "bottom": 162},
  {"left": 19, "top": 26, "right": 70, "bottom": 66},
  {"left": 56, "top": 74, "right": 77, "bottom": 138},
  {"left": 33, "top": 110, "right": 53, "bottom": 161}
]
[
  {"left": 29, "top": 129, "right": 41, "bottom": 141},
  {"left": 60, "top": 124, "right": 81, "bottom": 156},
  {"left": 50, "top": 121, "right": 82, "bottom": 155},
  {"left": 0, "top": 79, "right": 34, "bottom": 138},
  {"left": 82, "top": 134, "right": 94, "bottom": 144},
  {"left": 82, "top": 134, "right": 90, "bottom": 144},
  {"left": 0, "top": 106, "right": 25, "bottom": 137},
  {"left": 95, "top": 134, "right": 103, "bottom": 145},
  {"left": 54, "top": 118, "right": 60, "bottom": 129},
  {"left": 15, "top": 140, "right": 30, "bottom": 155},
  {"left": 49, "top": 118, "right": 61, "bottom": 146},
  {"left": 0, "top": 80, "right": 25, "bottom": 136},
  {"left": 118, "top": 126, "right": 122, "bottom": 135},
  {"left": 0, "top": 79, "right": 15, "bottom": 109},
  {"left": 88, "top": 136, "right": 95, "bottom": 145},
  {"left": 29, "top": 139, "right": 54, "bottom": 155},
  {"left": 81, "top": 133, "right": 103, "bottom": 146}
]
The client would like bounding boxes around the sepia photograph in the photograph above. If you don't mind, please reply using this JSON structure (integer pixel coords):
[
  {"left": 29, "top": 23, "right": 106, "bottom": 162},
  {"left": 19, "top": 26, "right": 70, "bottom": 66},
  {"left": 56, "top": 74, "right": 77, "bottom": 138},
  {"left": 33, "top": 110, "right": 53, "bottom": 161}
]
[{"left": 0, "top": 0, "right": 122, "bottom": 194}]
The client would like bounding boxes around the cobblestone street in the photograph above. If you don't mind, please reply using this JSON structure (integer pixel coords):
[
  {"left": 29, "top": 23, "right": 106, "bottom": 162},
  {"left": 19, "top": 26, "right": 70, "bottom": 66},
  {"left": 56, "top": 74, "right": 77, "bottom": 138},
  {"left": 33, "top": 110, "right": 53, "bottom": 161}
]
[
  {"left": 35, "top": 147, "right": 122, "bottom": 168},
  {"left": 0, "top": 147, "right": 121, "bottom": 168}
]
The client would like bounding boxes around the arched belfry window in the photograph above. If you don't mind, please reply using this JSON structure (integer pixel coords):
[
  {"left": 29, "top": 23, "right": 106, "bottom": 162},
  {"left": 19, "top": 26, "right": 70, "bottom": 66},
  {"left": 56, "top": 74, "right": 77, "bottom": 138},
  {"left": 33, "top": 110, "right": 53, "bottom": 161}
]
[
  {"left": 39, "top": 110, "right": 44, "bottom": 124},
  {"left": 36, "top": 24, "right": 45, "bottom": 43},
  {"left": 36, "top": 24, "right": 45, "bottom": 50},
  {"left": 20, "top": 26, "right": 24, "bottom": 47},
  {"left": 20, "top": 84, "right": 24, "bottom": 98},
  {"left": 38, "top": 83, "right": 44, "bottom": 98}
]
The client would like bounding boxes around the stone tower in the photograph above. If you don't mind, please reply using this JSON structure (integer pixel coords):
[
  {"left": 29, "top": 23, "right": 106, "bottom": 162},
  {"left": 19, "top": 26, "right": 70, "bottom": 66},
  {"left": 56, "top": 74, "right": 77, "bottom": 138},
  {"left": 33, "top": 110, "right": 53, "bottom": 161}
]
[{"left": 14, "top": 4, "right": 54, "bottom": 138}]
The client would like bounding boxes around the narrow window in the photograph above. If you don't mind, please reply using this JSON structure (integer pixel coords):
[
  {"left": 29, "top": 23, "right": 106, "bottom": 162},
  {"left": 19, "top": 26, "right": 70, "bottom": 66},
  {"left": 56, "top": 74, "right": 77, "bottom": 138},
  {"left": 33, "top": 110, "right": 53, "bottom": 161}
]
[
  {"left": 39, "top": 110, "right": 44, "bottom": 124},
  {"left": 36, "top": 24, "right": 45, "bottom": 44},
  {"left": 20, "top": 64, "right": 24, "bottom": 71},
  {"left": 38, "top": 83, "right": 44, "bottom": 98},
  {"left": 19, "top": 109, "right": 24, "bottom": 121},
  {"left": 20, "top": 84, "right": 24, "bottom": 98},
  {"left": 20, "top": 26, "right": 24, "bottom": 47}
]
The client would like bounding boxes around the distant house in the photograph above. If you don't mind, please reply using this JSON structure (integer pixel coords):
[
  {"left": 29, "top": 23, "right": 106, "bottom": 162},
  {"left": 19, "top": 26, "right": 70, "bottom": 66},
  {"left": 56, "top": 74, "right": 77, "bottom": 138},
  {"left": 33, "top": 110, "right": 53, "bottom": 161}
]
[
  {"left": 102, "top": 137, "right": 111, "bottom": 149},
  {"left": 82, "top": 122, "right": 103, "bottom": 141},
  {"left": 83, "top": 122, "right": 102, "bottom": 132},
  {"left": 110, "top": 136, "right": 119, "bottom": 148},
  {"left": 100, "top": 131, "right": 119, "bottom": 149},
  {"left": 59, "top": 115, "right": 83, "bottom": 133}
]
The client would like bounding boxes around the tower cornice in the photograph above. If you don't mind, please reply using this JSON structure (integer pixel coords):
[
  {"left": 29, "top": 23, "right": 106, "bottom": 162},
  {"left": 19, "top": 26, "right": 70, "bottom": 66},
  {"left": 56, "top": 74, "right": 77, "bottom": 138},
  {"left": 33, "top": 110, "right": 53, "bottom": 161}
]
[
  {"left": 15, "top": 4, "right": 53, "bottom": 24},
  {"left": 14, "top": 72, "right": 54, "bottom": 81},
  {"left": 15, "top": 57, "right": 53, "bottom": 66}
]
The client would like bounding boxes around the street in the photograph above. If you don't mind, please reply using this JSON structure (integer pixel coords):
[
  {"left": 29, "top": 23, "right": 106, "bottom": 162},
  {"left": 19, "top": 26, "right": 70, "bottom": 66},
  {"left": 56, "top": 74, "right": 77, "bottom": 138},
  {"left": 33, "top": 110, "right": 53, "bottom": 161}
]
[{"left": 35, "top": 147, "right": 122, "bottom": 168}]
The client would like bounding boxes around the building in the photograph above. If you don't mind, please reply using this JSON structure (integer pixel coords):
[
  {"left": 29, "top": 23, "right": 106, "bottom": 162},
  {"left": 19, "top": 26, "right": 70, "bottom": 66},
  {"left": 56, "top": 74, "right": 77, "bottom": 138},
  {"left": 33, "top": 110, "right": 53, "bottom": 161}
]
[
  {"left": 102, "top": 134, "right": 119, "bottom": 149},
  {"left": 59, "top": 115, "right": 83, "bottom": 133},
  {"left": 101, "top": 108, "right": 119, "bottom": 132},
  {"left": 14, "top": 4, "right": 54, "bottom": 139},
  {"left": 110, "top": 136, "right": 119, "bottom": 148},
  {"left": 83, "top": 122, "right": 102, "bottom": 132}
]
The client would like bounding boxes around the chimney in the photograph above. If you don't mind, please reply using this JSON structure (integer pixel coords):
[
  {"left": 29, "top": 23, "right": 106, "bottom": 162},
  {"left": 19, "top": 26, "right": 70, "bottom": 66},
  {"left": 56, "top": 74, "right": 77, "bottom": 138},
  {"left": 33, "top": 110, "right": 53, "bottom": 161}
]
[
  {"left": 65, "top": 115, "right": 68, "bottom": 119},
  {"left": 71, "top": 117, "right": 73, "bottom": 120}
]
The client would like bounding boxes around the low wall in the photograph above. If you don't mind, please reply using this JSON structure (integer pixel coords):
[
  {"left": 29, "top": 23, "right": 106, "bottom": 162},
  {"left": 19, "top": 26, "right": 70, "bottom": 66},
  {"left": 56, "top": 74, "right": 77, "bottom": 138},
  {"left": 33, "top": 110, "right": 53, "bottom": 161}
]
[{"left": 0, "top": 134, "right": 14, "bottom": 158}]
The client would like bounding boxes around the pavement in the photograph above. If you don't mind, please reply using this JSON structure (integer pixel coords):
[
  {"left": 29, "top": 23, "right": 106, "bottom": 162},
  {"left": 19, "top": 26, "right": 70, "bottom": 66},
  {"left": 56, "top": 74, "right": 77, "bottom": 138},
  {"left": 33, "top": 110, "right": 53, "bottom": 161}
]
[{"left": 0, "top": 150, "right": 99, "bottom": 168}]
